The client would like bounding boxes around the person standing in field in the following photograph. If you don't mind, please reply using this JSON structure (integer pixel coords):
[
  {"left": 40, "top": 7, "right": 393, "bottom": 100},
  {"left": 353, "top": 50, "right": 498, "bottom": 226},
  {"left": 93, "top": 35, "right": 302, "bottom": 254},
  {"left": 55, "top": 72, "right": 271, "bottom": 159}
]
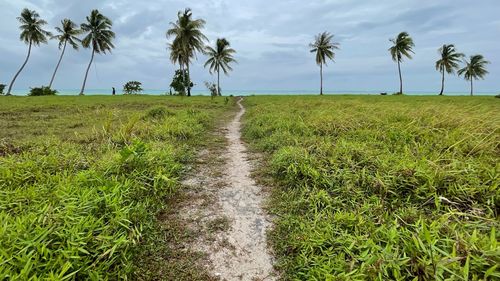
[{"left": 112, "top": 87, "right": 116, "bottom": 95}]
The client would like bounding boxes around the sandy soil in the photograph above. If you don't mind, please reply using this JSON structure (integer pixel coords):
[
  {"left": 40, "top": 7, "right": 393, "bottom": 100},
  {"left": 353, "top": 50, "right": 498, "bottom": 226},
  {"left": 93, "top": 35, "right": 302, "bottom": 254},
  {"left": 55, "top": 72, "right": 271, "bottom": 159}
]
[{"left": 180, "top": 98, "right": 276, "bottom": 280}]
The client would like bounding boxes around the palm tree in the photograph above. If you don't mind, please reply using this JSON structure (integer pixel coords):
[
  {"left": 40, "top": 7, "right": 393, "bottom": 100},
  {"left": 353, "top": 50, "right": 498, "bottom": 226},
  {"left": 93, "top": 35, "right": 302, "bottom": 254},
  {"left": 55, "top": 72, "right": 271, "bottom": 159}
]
[
  {"left": 7, "top": 8, "right": 51, "bottom": 95},
  {"left": 168, "top": 40, "right": 189, "bottom": 71},
  {"left": 49, "top": 19, "right": 82, "bottom": 89},
  {"left": 79, "top": 10, "right": 115, "bottom": 96},
  {"left": 389, "top": 32, "right": 415, "bottom": 94},
  {"left": 458, "top": 55, "right": 489, "bottom": 96},
  {"left": 166, "top": 8, "right": 207, "bottom": 97},
  {"left": 309, "top": 32, "right": 339, "bottom": 95},
  {"left": 204, "top": 38, "right": 237, "bottom": 96},
  {"left": 435, "top": 44, "right": 464, "bottom": 96}
]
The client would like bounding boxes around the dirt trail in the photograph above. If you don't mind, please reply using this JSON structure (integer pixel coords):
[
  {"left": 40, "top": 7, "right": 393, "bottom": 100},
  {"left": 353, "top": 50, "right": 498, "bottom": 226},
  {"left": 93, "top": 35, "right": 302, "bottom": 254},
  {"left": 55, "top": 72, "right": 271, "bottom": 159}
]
[{"left": 181, "top": 98, "right": 275, "bottom": 280}]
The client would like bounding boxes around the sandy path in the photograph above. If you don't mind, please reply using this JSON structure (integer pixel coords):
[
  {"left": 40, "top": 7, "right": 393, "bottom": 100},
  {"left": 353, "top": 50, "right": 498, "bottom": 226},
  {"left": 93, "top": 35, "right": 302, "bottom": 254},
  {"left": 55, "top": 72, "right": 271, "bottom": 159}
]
[
  {"left": 209, "top": 98, "right": 275, "bottom": 280},
  {"left": 180, "top": 97, "right": 275, "bottom": 281}
]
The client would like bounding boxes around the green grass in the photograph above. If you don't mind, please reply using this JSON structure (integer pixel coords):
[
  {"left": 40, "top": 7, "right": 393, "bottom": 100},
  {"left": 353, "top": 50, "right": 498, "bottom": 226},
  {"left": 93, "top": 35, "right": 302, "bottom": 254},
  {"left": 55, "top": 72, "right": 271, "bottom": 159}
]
[
  {"left": 242, "top": 95, "right": 499, "bottom": 280},
  {"left": 0, "top": 95, "right": 233, "bottom": 279}
]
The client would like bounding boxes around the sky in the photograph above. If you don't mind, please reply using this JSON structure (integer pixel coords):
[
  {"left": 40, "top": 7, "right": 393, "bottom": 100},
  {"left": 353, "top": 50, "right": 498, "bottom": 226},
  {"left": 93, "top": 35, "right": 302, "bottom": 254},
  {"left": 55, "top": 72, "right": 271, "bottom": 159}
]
[{"left": 0, "top": 0, "right": 499, "bottom": 94}]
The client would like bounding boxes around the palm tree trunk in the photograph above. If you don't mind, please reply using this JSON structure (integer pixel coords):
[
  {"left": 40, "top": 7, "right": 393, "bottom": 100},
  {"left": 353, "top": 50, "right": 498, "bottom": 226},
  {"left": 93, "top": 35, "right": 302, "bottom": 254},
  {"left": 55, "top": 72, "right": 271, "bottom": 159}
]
[
  {"left": 439, "top": 69, "right": 444, "bottom": 96},
  {"left": 320, "top": 63, "right": 323, "bottom": 95},
  {"left": 470, "top": 79, "right": 473, "bottom": 96},
  {"left": 7, "top": 41, "right": 32, "bottom": 95},
  {"left": 49, "top": 40, "right": 67, "bottom": 89},
  {"left": 80, "top": 49, "right": 95, "bottom": 96},
  {"left": 397, "top": 59, "right": 403, "bottom": 94},
  {"left": 186, "top": 63, "right": 191, "bottom": 97},
  {"left": 217, "top": 69, "right": 221, "bottom": 96}
]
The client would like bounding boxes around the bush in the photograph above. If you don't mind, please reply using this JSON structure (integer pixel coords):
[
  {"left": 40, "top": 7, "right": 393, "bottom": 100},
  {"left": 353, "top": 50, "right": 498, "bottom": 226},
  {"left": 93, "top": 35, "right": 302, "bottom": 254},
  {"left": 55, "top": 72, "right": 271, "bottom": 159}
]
[
  {"left": 204, "top": 81, "right": 219, "bottom": 99},
  {"left": 169, "top": 69, "right": 192, "bottom": 96},
  {"left": 28, "top": 86, "right": 57, "bottom": 96},
  {"left": 0, "top": 84, "right": 6, "bottom": 95},
  {"left": 123, "top": 81, "right": 143, "bottom": 95}
]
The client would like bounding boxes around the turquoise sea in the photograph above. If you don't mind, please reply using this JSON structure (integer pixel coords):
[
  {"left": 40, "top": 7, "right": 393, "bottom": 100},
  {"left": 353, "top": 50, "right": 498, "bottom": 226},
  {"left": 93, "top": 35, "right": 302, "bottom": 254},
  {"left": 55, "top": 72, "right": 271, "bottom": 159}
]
[{"left": 6, "top": 89, "right": 498, "bottom": 96}]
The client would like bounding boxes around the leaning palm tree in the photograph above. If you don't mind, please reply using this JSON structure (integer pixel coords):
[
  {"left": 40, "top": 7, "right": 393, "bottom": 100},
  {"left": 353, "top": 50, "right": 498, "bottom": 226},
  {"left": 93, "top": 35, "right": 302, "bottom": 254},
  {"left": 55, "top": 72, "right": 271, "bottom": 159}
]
[
  {"left": 204, "top": 38, "right": 237, "bottom": 96},
  {"left": 7, "top": 8, "right": 51, "bottom": 95},
  {"left": 435, "top": 44, "right": 464, "bottom": 95},
  {"left": 458, "top": 55, "right": 489, "bottom": 96},
  {"left": 166, "top": 8, "right": 208, "bottom": 96},
  {"left": 79, "top": 10, "right": 115, "bottom": 95},
  {"left": 389, "top": 32, "right": 415, "bottom": 94},
  {"left": 49, "top": 19, "right": 82, "bottom": 89},
  {"left": 309, "top": 32, "right": 339, "bottom": 95}
]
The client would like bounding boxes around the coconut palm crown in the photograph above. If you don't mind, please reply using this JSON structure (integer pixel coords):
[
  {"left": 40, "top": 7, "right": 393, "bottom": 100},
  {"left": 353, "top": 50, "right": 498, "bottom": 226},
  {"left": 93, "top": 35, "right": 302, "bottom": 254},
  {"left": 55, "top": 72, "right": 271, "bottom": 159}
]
[
  {"left": 389, "top": 32, "right": 415, "bottom": 94},
  {"left": 79, "top": 9, "right": 115, "bottom": 95},
  {"left": 204, "top": 38, "right": 237, "bottom": 96},
  {"left": 7, "top": 8, "right": 51, "bottom": 95},
  {"left": 458, "top": 55, "right": 489, "bottom": 96},
  {"left": 309, "top": 32, "right": 340, "bottom": 95}
]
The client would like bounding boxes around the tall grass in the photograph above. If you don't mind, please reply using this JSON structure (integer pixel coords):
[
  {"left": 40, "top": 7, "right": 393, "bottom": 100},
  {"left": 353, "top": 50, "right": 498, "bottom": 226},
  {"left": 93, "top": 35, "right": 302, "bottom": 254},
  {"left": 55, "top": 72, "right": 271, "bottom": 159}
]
[
  {"left": 0, "top": 95, "right": 232, "bottom": 279},
  {"left": 242, "top": 95, "right": 499, "bottom": 280}
]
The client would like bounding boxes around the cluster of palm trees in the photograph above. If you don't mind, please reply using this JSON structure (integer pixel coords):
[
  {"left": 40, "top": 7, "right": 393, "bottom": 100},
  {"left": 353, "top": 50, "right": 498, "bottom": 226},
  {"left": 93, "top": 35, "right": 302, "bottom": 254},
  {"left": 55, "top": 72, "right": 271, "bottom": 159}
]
[
  {"left": 166, "top": 8, "right": 237, "bottom": 97},
  {"left": 311, "top": 31, "right": 489, "bottom": 96},
  {"left": 5, "top": 8, "right": 490, "bottom": 97},
  {"left": 5, "top": 8, "right": 115, "bottom": 96}
]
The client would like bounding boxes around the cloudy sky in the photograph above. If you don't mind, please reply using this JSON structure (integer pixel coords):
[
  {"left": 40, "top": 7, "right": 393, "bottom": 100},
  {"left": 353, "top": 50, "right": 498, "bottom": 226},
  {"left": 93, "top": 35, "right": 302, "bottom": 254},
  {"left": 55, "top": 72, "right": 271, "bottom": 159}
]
[{"left": 1, "top": 0, "right": 499, "bottom": 94}]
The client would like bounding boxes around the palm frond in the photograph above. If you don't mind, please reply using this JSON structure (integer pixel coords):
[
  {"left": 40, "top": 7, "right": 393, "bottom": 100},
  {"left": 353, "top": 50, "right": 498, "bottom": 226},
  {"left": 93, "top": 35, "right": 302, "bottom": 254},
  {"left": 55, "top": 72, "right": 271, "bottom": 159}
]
[
  {"left": 388, "top": 32, "right": 414, "bottom": 62},
  {"left": 310, "top": 32, "right": 339, "bottom": 66},
  {"left": 17, "top": 8, "right": 51, "bottom": 46},
  {"left": 203, "top": 38, "right": 237, "bottom": 76}
]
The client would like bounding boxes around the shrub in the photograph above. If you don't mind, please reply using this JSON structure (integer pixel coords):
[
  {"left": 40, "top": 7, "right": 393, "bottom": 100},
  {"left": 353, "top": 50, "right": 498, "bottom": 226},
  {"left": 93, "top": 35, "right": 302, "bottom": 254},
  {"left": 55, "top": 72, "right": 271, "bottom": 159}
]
[
  {"left": 0, "top": 84, "right": 6, "bottom": 95},
  {"left": 169, "top": 69, "right": 192, "bottom": 96},
  {"left": 204, "top": 81, "right": 219, "bottom": 99},
  {"left": 123, "top": 81, "right": 143, "bottom": 95},
  {"left": 28, "top": 86, "right": 57, "bottom": 96}
]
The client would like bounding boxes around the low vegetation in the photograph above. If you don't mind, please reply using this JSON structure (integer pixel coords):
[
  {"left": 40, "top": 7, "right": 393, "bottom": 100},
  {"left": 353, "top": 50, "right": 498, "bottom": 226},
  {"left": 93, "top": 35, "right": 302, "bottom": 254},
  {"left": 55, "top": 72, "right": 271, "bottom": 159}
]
[
  {"left": 123, "top": 81, "right": 143, "bottom": 95},
  {"left": 0, "top": 95, "right": 232, "bottom": 279},
  {"left": 28, "top": 86, "right": 57, "bottom": 96},
  {"left": 242, "top": 95, "right": 499, "bottom": 280}
]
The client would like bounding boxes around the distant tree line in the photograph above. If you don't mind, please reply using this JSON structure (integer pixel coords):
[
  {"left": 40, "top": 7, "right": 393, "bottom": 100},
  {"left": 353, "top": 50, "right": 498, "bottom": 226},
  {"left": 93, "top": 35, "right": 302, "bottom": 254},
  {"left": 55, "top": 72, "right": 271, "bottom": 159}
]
[{"left": 1, "top": 8, "right": 490, "bottom": 97}]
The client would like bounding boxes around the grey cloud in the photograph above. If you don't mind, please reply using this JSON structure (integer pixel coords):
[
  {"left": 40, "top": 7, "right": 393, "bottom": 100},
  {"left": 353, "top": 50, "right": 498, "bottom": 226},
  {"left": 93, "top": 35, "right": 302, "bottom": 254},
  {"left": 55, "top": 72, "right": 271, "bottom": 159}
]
[{"left": 1, "top": 0, "right": 499, "bottom": 94}]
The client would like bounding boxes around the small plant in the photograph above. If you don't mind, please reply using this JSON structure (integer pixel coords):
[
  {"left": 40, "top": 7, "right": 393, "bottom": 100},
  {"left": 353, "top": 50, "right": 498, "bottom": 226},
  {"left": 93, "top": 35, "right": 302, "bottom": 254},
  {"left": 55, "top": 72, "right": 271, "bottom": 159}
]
[
  {"left": 28, "top": 86, "right": 57, "bottom": 96},
  {"left": 123, "top": 81, "right": 143, "bottom": 95},
  {"left": 144, "top": 107, "right": 175, "bottom": 120},
  {"left": 0, "top": 84, "right": 6, "bottom": 95},
  {"left": 204, "top": 81, "right": 219, "bottom": 99},
  {"left": 170, "top": 69, "right": 192, "bottom": 96}
]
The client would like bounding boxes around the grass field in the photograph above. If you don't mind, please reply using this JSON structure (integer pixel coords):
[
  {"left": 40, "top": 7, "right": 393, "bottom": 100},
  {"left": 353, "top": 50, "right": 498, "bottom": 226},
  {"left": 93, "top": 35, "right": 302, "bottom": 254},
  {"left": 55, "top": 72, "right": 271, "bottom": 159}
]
[
  {"left": 242, "top": 96, "right": 499, "bottom": 280},
  {"left": 1, "top": 94, "right": 499, "bottom": 280},
  {"left": 0, "top": 95, "right": 233, "bottom": 279}
]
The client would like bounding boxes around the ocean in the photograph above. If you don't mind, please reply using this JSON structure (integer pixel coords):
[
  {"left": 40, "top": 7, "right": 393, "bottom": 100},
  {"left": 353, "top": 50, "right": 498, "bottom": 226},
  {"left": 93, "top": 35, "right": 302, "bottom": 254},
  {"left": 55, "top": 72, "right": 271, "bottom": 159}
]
[{"left": 6, "top": 89, "right": 498, "bottom": 96}]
